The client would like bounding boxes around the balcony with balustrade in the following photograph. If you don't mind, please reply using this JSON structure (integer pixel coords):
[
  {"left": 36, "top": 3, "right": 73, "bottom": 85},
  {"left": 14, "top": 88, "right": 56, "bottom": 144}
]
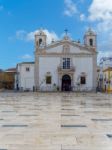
[{"left": 57, "top": 66, "right": 75, "bottom": 74}]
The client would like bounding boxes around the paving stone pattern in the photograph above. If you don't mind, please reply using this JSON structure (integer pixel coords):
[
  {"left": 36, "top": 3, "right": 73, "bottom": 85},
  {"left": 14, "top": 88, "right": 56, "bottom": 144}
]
[{"left": 0, "top": 92, "right": 112, "bottom": 150}]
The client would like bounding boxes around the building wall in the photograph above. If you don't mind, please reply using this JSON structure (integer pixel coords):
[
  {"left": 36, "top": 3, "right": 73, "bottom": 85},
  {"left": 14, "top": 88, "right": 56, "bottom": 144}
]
[
  {"left": 99, "top": 58, "right": 112, "bottom": 92},
  {"left": 84, "top": 35, "right": 96, "bottom": 47},
  {"left": 70, "top": 45, "right": 91, "bottom": 54},
  {"left": 39, "top": 57, "right": 60, "bottom": 91},
  {"left": 17, "top": 64, "right": 34, "bottom": 91},
  {"left": 110, "top": 71, "right": 112, "bottom": 90},
  {"left": 47, "top": 45, "right": 63, "bottom": 53},
  {"left": 38, "top": 56, "right": 93, "bottom": 91},
  {"left": 0, "top": 72, "right": 3, "bottom": 89},
  {"left": 103, "top": 70, "right": 112, "bottom": 92},
  {"left": 72, "top": 57, "right": 93, "bottom": 90},
  {"left": 46, "top": 45, "right": 92, "bottom": 54},
  {"left": 0, "top": 72, "right": 16, "bottom": 89}
]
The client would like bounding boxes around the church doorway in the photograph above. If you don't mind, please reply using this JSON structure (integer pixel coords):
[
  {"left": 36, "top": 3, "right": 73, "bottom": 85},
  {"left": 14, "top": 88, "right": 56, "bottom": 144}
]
[{"left": 62, "top": 75, "right": 71, "bottom": 91}]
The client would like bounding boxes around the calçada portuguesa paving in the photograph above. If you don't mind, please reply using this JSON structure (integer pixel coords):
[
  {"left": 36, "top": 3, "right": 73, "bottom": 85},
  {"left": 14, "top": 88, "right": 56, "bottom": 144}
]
[{"left": 0, "top": 92, "right": 112, "bottom": 150}]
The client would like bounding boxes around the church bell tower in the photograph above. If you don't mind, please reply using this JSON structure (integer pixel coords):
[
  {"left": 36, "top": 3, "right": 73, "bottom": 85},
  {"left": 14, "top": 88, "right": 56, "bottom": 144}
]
[
  {"left": 84, "top": 28, "right": 97, "bottom": 50},
  {"left": 35, "top": 29, "right": 47, "bottom": 50},
  {"left": 34, "top": 29, "right": 47, "bottom": 91}
]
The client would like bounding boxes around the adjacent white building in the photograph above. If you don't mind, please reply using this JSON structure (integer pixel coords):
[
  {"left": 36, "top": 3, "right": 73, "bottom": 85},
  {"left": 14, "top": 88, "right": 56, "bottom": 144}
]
[
  {"left": 15, "top": 62, "right": 35, "bottom": 91},
  {"left": 15, "top": 28, "right": 97, "bottom": 92}
]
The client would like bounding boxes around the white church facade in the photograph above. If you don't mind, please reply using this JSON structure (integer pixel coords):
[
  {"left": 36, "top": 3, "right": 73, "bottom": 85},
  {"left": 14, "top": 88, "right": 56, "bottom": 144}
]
[{"left": 15, "top": 28, "right": 97, "bottom": 92}]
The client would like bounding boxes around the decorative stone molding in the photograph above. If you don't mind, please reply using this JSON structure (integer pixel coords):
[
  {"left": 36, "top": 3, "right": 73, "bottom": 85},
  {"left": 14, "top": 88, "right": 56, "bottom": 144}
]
[
  {"left": 36, "top": 52, "right": 94, "bottom": 57},
  {"left": 63, "top": 44, "right": 70, "bottom": 53},
  {"left": 80, "top": 72, "right": 87, "bottom": 76},
  {"left": 57, "top": 66, "right": 75, "bottom": 74},
  {"left": 46, "top": 40, "right": 97, "bottom": 54}
]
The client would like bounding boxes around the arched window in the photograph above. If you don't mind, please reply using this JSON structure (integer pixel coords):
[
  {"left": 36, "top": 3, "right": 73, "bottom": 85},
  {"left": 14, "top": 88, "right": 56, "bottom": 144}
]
[
  {"left": 89, "top": 39, "right": 93, "bottom": 46},
  {"left": 39, "top": 38, "right": 42, "bottom": 46}
]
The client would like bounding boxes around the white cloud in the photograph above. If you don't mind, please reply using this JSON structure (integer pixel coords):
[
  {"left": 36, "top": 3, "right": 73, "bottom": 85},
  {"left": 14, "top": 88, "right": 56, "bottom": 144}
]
[
  {"left": 98, "top": 32, "right": 112, "bottom": 51},
  {"left": 97, "top": 32, "right": 112, "bottom": 63},
  {"left": 27, "top": 29, "right": 59, "bottom": 44},
  {"left": 0, "top": 5, "right": 4, "bottom": 11},
  {"left": 63, "top": 0, "right": 86, "bottom": 20},
  {"left": 86, "top": 0, "right": 112, "bottom": 56},
  {"left": 15, "top": 29, "right": 59, "bottom": 44},
  {"left": 43, "top": 30, "right": 59, "bottom": 44},
  {"left": 21, "top": 54, "right": 32, "bottom": 59},
  {"left": 80, "top": 14, "right": 86, "bottom": 21},
  {"left": 26, "top": 31, "right": 35, "bottom": 41},
  {"left": 98, "top": 50, "right": 112, "bottom": 63},
  {"left": 64, "top": 0, "right": 78, "bottom": 17},
  {"left": 97, "top": 20, "right": 112, "bottom": 32},
  {"left": 16, "top": 30, "right": 27, "bottom": 41},
  {"left": 88, "top": 0, "right": 112, "bottom": 32},
  {"left": 88, "top": 0, "right": 112, "bottom": 22}
]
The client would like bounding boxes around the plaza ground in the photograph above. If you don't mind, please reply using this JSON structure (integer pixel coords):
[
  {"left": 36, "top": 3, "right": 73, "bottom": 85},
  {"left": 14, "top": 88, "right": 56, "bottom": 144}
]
[{"left": 0, "top": 92, "right": 112, "bottom": 150}]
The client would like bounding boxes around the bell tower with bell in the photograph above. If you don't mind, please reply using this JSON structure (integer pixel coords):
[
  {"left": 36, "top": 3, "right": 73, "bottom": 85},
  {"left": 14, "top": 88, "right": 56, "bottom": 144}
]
[
  {"left": 84, "top": 28, "right": 97, "bottom": 50},
  {"left": 34, "top": 29, "right": 47, "bottom": 91},
  {"left": 35, "top": 29, "right": 47, "bottom": 50}
]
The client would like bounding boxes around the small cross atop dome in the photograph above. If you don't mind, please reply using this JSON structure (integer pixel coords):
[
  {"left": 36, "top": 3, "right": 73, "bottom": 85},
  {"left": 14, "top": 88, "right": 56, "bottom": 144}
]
[
  {"left": 63, "top": 28, "right": 70, "bottom": 40},
  {"left": 65, "top": 29, "right": 68, "bottom": 35}
]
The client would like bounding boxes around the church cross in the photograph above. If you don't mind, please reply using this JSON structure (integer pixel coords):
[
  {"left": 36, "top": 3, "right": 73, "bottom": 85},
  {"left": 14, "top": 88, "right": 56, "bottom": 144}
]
[{"left": 65, "top": 29, "right": 68, "bottom": 35}]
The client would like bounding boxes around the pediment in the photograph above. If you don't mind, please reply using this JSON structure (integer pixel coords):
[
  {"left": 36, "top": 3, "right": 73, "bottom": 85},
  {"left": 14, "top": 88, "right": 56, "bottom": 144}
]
[{"left": 46, "top": 41, "right": 95, "bottom": 54}]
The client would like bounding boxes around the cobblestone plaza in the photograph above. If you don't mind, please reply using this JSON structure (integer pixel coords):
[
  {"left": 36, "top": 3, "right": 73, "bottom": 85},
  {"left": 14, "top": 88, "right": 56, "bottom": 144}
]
[{"left": 0, "top": 92, "right": 112, "bottom": 150}]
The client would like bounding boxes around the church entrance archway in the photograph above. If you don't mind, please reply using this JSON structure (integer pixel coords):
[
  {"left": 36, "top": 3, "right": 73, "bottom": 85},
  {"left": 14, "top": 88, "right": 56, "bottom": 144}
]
[{"left": 62, "top": 75, "right": 71, "bottom": 91}]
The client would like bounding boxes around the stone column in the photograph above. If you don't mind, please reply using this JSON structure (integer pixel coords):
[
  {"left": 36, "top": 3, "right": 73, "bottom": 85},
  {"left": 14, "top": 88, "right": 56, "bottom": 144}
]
[
  {"left": 59, "top": 75, "right": 62, "bottom": 91},
  {"left": 71, "top": 74, "right": 74, "bottom": 91},
  {"left": 34, "top": 54, "right": 39, "bottom": 91},
  {"left": 92, "top": 54, "right": 97, "bottom": 91}
]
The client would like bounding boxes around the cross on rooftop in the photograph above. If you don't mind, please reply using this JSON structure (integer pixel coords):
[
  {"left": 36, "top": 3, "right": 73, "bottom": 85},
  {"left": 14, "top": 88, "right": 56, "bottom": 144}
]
[{"left": 65, "top": 29, "right": 68, "bottom": 35}]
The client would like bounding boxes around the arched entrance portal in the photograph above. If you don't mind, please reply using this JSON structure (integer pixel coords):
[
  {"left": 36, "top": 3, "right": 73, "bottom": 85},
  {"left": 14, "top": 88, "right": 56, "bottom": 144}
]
[{"left": 62, "top": 75, "right": 71, "bottom": 91}]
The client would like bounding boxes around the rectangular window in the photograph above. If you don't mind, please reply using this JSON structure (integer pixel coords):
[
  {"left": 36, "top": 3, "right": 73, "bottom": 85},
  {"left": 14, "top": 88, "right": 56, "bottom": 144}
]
[
  {"left": 46, "top": 76, "right": 52, "bottom": 84},
  {"left": 26, "top": 67, "right": 30, "bottom": 72},
  {"left": 80, "top": 76, "right": 86, "bottom": 84},
  {"left": 63, "top": 58, "right": 70, "bottom": 69}
]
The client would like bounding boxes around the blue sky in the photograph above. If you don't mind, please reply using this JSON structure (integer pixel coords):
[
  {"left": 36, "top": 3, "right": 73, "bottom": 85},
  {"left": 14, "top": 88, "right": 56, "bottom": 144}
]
[{"left": 0, "top": 0, "right": 112, "bottom": 69}]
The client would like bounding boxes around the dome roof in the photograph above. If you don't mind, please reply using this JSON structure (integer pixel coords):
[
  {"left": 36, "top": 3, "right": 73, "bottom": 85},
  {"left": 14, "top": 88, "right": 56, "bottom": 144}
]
[
  {"left": 85, "top": 28, "right": 96, "bottom": 36},
  {"left": 35, "top": 28, "right": 46, "bottom": 36}
]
